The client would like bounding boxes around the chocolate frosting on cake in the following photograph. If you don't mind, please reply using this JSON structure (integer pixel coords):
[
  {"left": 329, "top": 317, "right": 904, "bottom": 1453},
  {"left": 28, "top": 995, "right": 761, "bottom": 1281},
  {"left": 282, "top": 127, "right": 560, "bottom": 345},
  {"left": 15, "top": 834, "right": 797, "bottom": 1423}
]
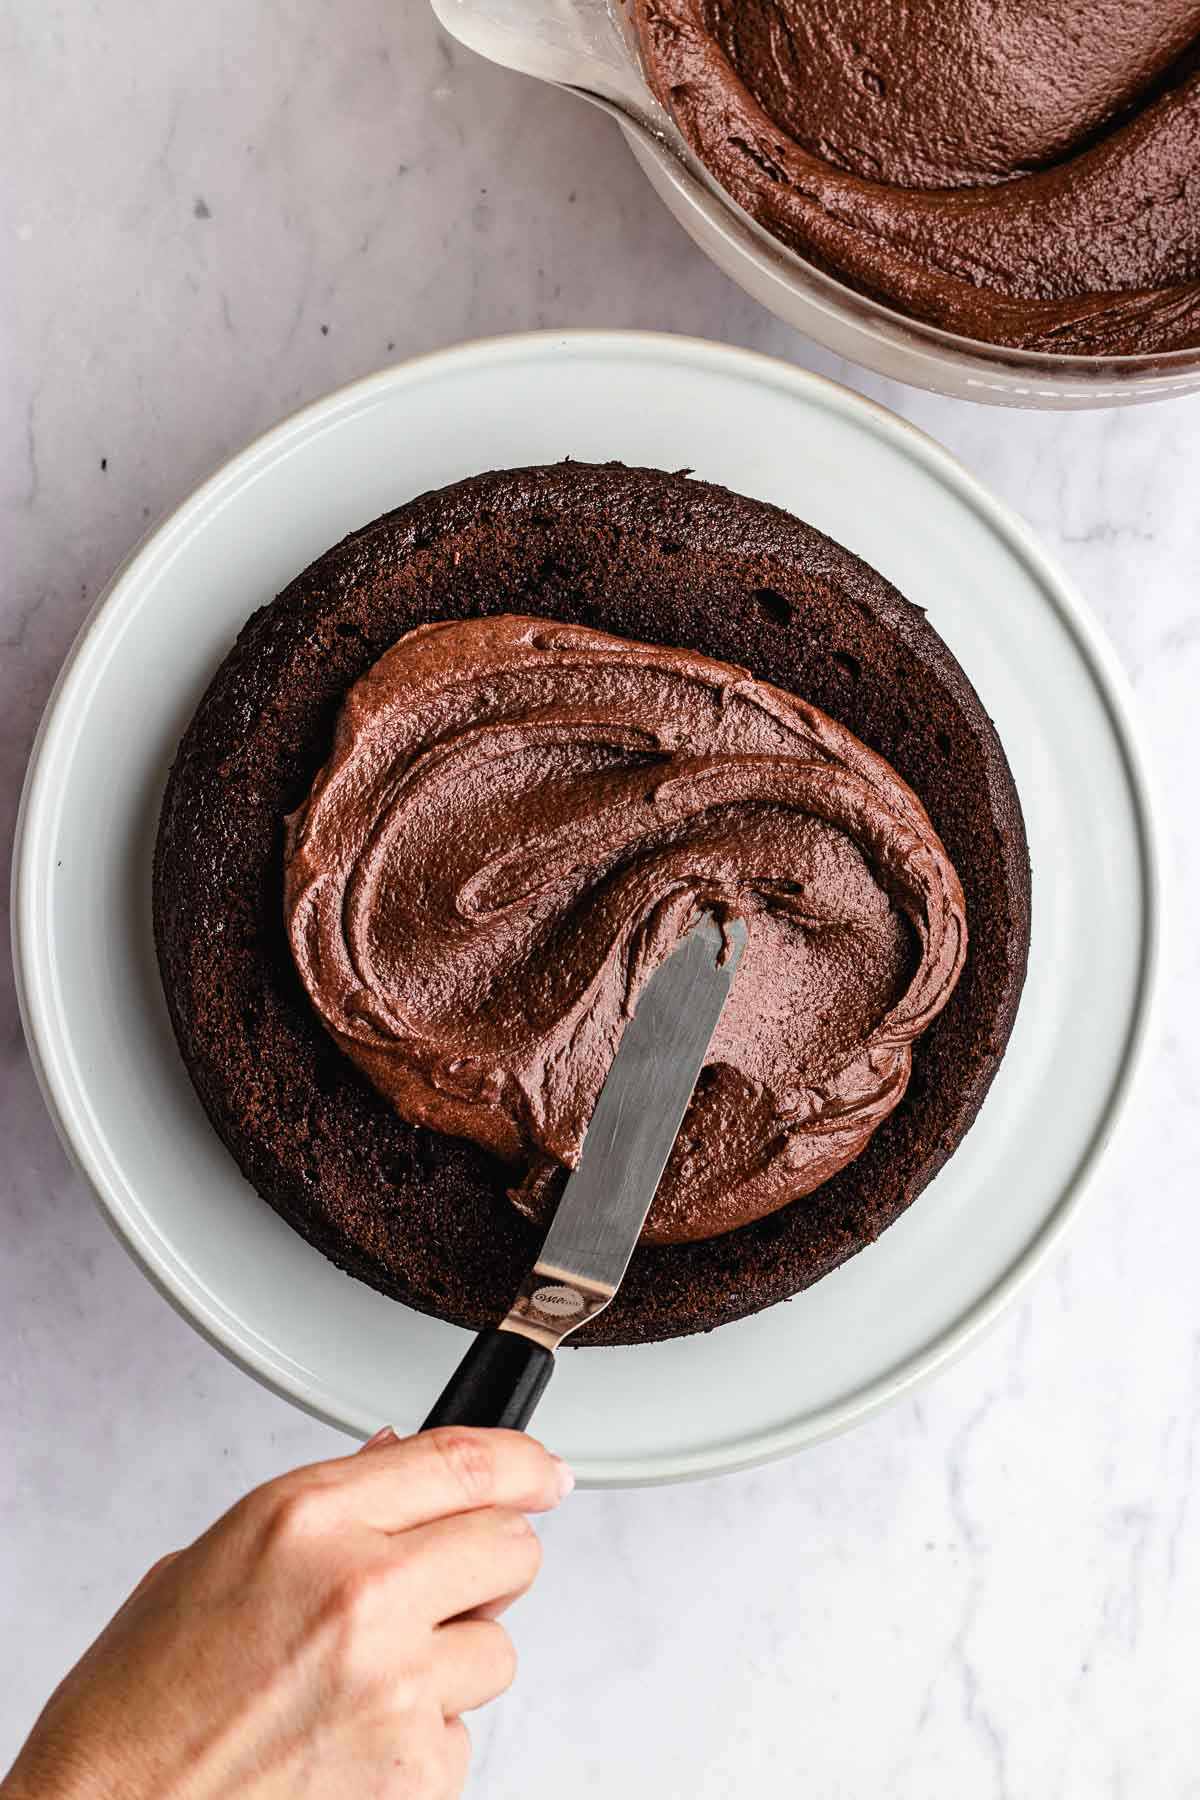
[
  {"left": 634, "top": 0, "right": 1200, "bottom": 354},
  {"left": 283, "top": 616, "right": 966, "bottom": 1244}
]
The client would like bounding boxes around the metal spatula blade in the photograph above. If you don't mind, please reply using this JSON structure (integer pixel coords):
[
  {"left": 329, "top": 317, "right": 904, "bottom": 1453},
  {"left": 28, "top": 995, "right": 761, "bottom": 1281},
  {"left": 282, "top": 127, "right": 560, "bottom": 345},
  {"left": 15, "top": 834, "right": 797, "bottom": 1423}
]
[{"left": 422, "top": 912, "right": 746, "bottom": 1432}]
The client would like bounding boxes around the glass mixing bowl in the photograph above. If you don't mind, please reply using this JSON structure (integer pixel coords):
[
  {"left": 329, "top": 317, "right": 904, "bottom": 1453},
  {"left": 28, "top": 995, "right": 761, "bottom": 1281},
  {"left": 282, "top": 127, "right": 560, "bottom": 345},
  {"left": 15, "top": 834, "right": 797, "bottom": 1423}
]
[{"left": 430, "top": 0, "right": 1200, "bottom": 408}]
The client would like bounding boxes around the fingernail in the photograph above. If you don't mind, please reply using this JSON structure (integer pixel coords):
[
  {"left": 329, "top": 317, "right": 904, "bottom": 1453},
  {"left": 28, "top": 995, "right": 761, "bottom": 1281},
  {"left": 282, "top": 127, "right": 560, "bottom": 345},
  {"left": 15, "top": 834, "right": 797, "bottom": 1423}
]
[
  {"left": 360, "top": 1425, "right": 399, "bottom": 1452},
  {"left": 551, "top": 1454, "right": 575, "bottom": 1501}
]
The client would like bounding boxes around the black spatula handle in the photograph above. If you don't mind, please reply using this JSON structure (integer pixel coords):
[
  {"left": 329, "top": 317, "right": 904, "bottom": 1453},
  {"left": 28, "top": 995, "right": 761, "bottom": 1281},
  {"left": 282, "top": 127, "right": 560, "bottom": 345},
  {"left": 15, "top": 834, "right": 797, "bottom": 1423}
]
[{"left": 421, "top": 1329, "right": 554, "bottom": 1432}]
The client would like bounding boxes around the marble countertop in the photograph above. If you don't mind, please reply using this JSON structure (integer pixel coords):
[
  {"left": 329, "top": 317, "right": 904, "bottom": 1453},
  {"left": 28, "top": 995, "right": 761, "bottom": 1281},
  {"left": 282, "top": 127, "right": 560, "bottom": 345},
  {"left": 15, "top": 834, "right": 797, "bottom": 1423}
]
[{"left": 3, "top": 4, "right": 1199, "bottom": 1794}]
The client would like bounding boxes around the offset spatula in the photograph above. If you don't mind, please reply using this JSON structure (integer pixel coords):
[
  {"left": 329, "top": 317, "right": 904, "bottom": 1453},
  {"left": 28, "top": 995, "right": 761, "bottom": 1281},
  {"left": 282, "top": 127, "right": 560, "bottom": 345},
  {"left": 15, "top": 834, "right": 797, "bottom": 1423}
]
[{"left": 422, "top": 913, "right": 747, "bottom": 1432}]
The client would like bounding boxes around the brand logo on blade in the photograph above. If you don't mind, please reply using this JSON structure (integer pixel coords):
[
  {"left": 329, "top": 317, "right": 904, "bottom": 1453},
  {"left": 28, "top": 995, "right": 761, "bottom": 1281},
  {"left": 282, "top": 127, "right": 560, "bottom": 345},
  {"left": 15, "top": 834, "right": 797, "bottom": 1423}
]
[{"left": 531, "top": 1285, "right": 585, "bottom": 1319}]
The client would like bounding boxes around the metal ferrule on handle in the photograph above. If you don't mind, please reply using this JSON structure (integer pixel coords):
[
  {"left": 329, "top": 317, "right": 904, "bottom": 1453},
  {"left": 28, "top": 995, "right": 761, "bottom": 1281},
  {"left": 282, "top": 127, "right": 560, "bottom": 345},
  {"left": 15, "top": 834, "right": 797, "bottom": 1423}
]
[{"left": 419, "top": 1264, "right": 612, "bottom": 1431}]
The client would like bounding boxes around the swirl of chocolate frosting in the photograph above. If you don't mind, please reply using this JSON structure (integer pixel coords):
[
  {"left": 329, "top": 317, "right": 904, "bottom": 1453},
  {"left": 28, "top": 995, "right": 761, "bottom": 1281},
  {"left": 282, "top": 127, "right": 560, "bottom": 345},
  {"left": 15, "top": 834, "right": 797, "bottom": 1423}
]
[
  {"left": 634, "top": 0, "right": 1200, "bottom": 355},
  {"left": 283, "top": 616, "right": 966, "bottom": 1244}
]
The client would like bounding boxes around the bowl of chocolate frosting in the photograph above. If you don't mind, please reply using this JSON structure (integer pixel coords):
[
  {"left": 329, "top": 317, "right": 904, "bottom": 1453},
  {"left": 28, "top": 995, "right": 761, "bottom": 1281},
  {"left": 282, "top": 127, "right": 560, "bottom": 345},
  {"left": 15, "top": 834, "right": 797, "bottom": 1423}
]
[{"left": 432, "top": 0, "right": 1200, "bottom": 406}]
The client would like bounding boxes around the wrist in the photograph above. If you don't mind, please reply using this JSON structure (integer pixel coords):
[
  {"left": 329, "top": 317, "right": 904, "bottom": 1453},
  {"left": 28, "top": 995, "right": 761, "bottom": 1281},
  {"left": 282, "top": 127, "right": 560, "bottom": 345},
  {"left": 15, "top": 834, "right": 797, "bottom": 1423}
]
[{"left": 3, "top": 1739, "right": 111, "bottom": 1800}]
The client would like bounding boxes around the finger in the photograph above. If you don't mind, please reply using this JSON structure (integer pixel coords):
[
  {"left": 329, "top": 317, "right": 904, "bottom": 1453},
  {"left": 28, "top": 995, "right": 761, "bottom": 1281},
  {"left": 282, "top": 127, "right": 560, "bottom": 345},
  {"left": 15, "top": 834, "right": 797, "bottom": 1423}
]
[
  {"left": 358, "top": 1425, "right": 399, "bottom": 1454},
  {"left": 461, "top": 1586, "right": 525, "bottom": 1623},
  {"left": 444, "top": 1718, "right": 472, "bottom": 1796},
  {"left": 400, "top": 1506, "right": 543, "bottom": 1623},
  {"left": 430, "top": 1619, "right": 517, "bottom": 1716},
  {"left": 291, "top": 1428, "right": 572, "bottom": 1534}
]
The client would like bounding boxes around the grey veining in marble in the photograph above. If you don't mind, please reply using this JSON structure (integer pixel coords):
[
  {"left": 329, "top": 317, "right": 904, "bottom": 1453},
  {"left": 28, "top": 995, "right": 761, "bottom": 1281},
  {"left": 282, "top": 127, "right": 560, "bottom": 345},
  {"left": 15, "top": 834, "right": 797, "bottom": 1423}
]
[{"left": 3, "top": 3, "right": 1200, "bottom": 1795}]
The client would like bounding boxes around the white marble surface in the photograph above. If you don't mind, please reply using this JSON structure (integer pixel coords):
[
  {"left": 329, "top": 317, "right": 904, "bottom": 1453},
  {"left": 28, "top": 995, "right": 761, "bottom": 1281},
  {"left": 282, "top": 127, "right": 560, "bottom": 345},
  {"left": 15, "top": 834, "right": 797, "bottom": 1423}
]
[{"left": 3, "top": 3, "right": 1200, "bottom": 1794}]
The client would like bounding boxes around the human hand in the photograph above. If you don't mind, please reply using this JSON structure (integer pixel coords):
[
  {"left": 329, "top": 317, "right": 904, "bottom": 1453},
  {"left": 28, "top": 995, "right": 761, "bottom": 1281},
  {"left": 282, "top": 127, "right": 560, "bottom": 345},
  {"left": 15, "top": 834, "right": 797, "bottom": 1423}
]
[{"left": 2, "top": 1425, "right": 572, "bottom": 1800}]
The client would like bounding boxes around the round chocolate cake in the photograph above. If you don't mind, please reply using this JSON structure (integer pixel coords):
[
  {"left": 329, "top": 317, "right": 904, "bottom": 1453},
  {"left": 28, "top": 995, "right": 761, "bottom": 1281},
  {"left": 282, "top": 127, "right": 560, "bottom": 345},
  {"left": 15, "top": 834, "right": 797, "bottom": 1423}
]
[{"left": 153, "top": 462, "right": 1030, "bottom": 1344}]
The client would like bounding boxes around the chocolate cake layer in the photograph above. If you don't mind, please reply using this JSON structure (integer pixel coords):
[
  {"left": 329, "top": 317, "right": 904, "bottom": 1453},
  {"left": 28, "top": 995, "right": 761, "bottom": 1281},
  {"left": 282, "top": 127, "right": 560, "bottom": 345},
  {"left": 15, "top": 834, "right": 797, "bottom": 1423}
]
[{"left": 153, "top": 462, "right": 1030, "bottom": 1344}]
